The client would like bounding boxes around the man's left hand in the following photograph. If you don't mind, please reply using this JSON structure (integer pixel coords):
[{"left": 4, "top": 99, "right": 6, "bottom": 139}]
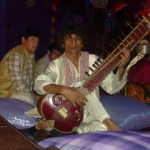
[{"left": 118, "top": 49, "right": 130, "bottom": 69}]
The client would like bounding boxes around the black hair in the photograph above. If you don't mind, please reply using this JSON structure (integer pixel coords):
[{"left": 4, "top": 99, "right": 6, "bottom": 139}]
[
  {"left": 57, "top": 22, "right": 87, "bottom": 51},
  {"left": 47, "top": 42, "right": 62, "bottom": 53},
  {"left": 22, "top": 26, "right": 40, "bottom": 39}
]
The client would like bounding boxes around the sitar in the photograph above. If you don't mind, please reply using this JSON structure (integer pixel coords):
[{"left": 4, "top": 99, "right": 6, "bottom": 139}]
[{"left": 37, "top": 13, "right": 150, "bottom": 133}]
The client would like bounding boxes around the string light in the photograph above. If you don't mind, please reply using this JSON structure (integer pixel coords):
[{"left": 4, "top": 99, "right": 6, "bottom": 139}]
[{"left": 50, "top": 3, "right": 57, "bottom": 43}]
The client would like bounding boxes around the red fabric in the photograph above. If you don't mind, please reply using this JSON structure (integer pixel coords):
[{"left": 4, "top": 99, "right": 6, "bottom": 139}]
[{"left": 128, "top": 58, "right": 150, "bottom": 83}]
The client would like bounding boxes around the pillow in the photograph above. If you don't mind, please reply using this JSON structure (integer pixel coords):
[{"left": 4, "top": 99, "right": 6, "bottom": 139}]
[
  {"left": 0, "top": 98, "right": 37, "bottom": 129},
  {"left": 100, "top": 95, "right": 150, "bottom": 130},
  {"left": 38, "top": 131, "right": 150, "bottom": 149}
]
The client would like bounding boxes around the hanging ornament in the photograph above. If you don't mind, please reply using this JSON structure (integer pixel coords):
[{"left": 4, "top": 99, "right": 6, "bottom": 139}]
[
  {"left": 25, "top": 5, "right": 30, "bottom": 26},
  {"left": 51, "top": 16, "right": 56, "bottom": 24},
  {"left": 52, "top": 3, "right": 57, "bottom": 13},
  {"left": 26, "top": 0, "right": 35, "bottom": 7},
  {"left": 92, "top": 0, "right": 108, "bottom": 9},
  {"left": 51, "top": 26, "right": 55, "bottom": 34},
  {"left": 50, "top": 38, "right": 54, "bottom": 43},
  {"left": 50, "top": 2, "right": 57, "bottom": 43}
]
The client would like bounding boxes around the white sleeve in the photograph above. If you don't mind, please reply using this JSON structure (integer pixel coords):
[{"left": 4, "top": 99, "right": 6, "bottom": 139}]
[
  {"left": 34, "top": 61, "right": 57, "bottom": 95},
  {"left": 100, "top": 70, "right": 127, "bottom": 94}
]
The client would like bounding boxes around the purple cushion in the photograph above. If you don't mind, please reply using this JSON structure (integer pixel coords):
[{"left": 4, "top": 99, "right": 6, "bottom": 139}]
[
  {"left": 38, "top": 131, "right": 150, "bottom": 149},
  {"left": 100, "top": 95, "right": 150, "bottom": 130},
  {"left": 0, "top": 98, "right": 37, "bottom": 129}
]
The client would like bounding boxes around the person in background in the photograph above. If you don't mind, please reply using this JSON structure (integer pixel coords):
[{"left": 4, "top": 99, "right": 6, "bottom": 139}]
[
  {"left": 35, "top": 42, "right": 62, "bottom": 75},
  {"left": 28, "top": 22, "right": 130, "bottom": 137},
  {"left": 128, "top": 39, "right": 150, "bottom": 83},
  {"left": 0, "top": 27, "right": 40, "bottom": 106}
]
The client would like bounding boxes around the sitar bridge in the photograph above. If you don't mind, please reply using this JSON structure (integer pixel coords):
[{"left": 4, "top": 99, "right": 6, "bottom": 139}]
[{"left": 58, "top": 107, "right": 68, "bottom": 118}]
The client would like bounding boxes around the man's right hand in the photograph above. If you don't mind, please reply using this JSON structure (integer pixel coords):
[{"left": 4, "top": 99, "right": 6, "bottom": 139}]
[{"left": 61, "top": 86, "right": 88, "bottom": 107}]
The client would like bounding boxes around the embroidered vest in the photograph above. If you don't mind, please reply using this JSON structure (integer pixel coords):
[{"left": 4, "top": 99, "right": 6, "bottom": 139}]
[{"left": 0, "top": 45, "right": 34, "bottom": 97}]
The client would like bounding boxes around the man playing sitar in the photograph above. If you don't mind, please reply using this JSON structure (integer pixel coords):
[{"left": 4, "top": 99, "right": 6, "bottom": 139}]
[{"left": 34, "top": 22, "right": 130, "bottom": 137}]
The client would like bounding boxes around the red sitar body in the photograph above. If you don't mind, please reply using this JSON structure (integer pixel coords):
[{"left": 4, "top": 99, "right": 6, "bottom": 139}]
[{"left": 37, "top": 94, "right": 83, "bottom": 133}]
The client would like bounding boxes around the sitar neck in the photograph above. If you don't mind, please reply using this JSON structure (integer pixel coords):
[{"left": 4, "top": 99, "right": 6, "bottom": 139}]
[{"left": 81, "top": 13, "right": 150, "bottom": 95}]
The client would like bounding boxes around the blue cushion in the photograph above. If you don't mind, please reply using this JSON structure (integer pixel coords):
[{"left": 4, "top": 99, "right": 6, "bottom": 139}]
[
  {"left": 0, "top": 98, "right": 37, "bottom": 129},
  {"left": 100, "top": 95, "right": 150, "bottom": 130}
]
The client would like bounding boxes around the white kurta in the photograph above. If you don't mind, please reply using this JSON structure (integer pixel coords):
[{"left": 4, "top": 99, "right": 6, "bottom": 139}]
[
  {"left": 34, "top": 54, "right": 127, "bottom": 133},
  {"left": 35, "top": 54, "right": 50, "bottom": 75}
]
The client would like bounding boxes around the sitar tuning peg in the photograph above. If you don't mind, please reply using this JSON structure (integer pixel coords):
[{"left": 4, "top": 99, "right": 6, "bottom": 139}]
[
  {"left": 92, "top": 64, "right": 97, "bottom": 69},
  {"left": 105, "top": 49, "right": 110, "bottom": 54},
  {"left": 126, "top": 22, "right": 134, "bottom": 30},
  {"left": 113, "top": 40, "right": 119, "bottom": 45},
  {"left": 97, "top": 57, "right": 103, "bottom": 63},
  {"left": 134, "top": 13, "right": 139, "bottom": 19},
  {"left": 134, "top": 13, "right": 142, "bottom": 22},
  {"left": 117, "top": 36, "right": 123, "bottom": 41},
  {"left": 89, "top": 67, "right": 94, "bottom": 72},
  {"left": 109, "top": 44, "right": 115, "bottom": 49},
  {"left": 105, "top": 50, "right": 110, "bottom": 57},
  {"left": 92, "top": 60, "right": 100, "bottom": 69},
  {"left": 121, "top": 32, "right": 126, "bottom": 38},
  {"left": 95, "top": 60, "right": 100, "bottom": 66},
  {"left": 98, "top": 55, "right": 104, "bottom": 60},
  {"left": 85, "top": 71, "right": 90, "bottom": 76}
]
